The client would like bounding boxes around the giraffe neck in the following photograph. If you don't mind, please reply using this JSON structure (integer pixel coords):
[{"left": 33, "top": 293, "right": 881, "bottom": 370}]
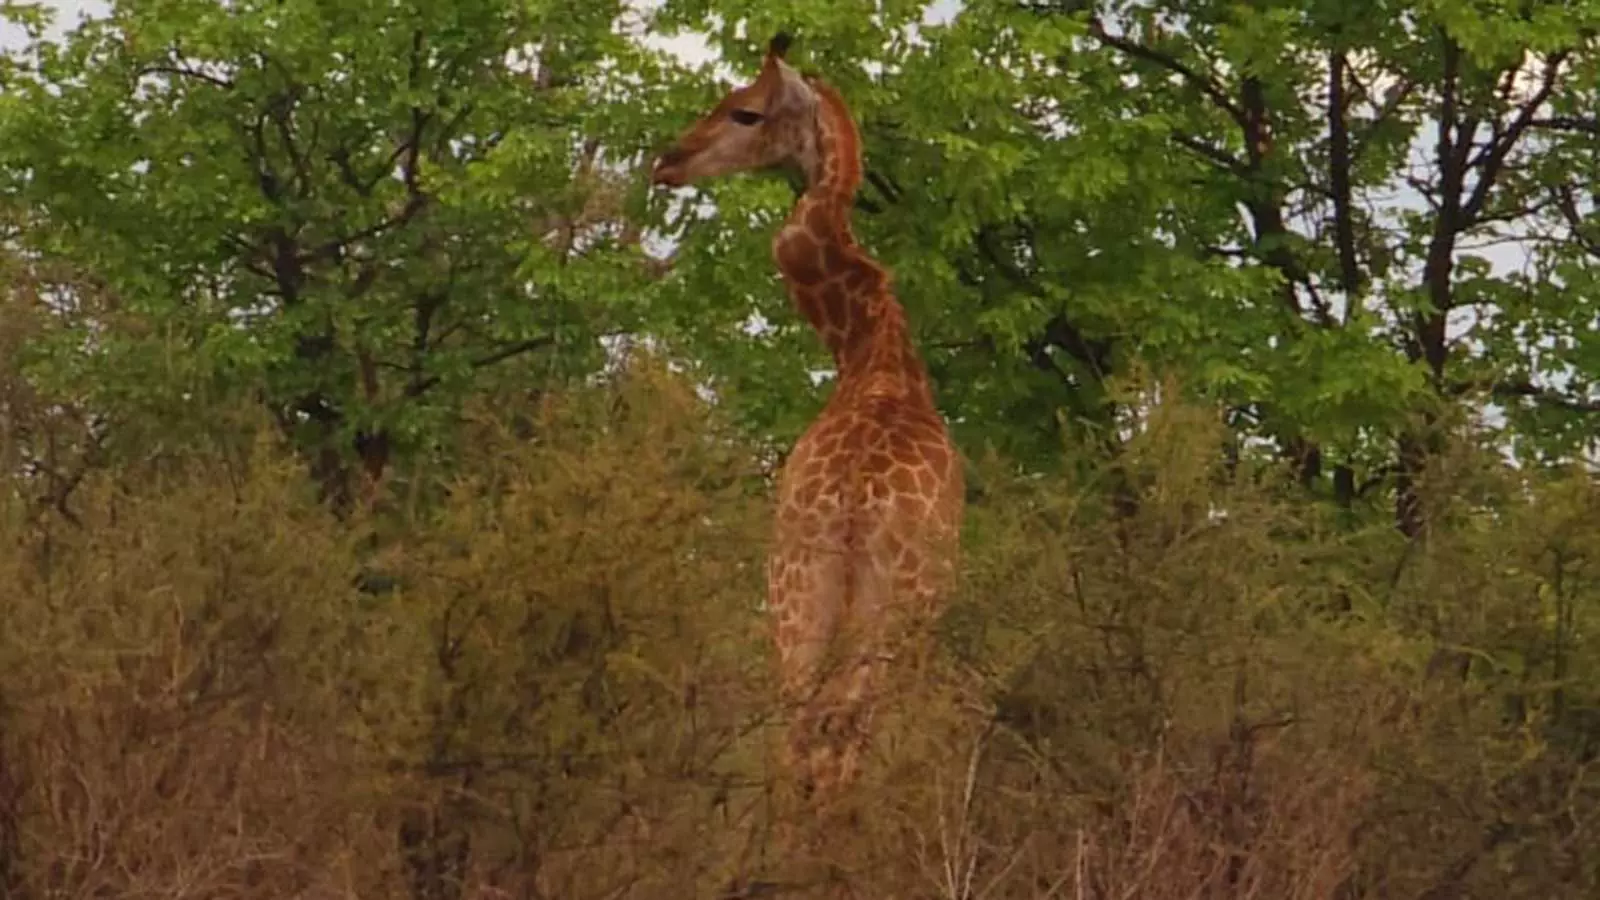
[
  {"left": 795, "top": 79, "right": 862, "bottom": 219},
  {"left": 774, "top": 79, "right": 932, "bottom": 406}
]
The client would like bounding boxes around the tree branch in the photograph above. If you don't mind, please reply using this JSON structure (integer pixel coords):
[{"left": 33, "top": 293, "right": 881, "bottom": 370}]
[
  {"left": 138, "top": 63, "right": 233, "bottom": 90},
  {"left": 405, "top": 337, "right": 556, "bottom": 397},
  {"left": 1172, "top": 133, "right": 1247, "bottom": 174},
  {"left": 268, "top": 86, "right": 314, "bottom": 196},
  {"left": 1529, "top": 115, "right": 1599, "bottom": 135},
  {"left": 1486, "top": 379, "right": 1600, "bottom": 414},
  {"left": 1350, "top": 77, "right": 1416, "bottom": 166},
  {"left": 1462, "top": 51, "right": 1570, "bottom": 225},
  {"left": 1086, "top": 18, "right": 1246, "bottom": 128},
  {"left": 1328, "top": 51, "right": 1364, "bottom": 301},
  {"left": 1413, "top": 31, "right": 1466, "bottom": 377},
  {"left": 1553, "top": 185, "right": 1600, "bottom": 257}
]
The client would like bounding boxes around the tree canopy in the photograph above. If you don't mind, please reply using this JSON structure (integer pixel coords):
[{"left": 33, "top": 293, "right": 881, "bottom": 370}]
[
  {"left": 647, "top": 0, "right": 1600, "bottom": 532},
  {"left": 3, "top": 0, "right": 1597, "bottom": 528}
]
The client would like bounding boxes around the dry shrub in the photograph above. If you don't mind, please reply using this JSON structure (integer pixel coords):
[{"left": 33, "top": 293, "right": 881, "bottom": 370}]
[
  {"left": 0, "top": 435, "right": 400, "bottom": 898},
  {"left": 821, "top": 393, "right": 1597, "bottom": 900},
  {"left": 366, "top": 356, "right": 775, "bottom": 899},
  {"left": 757, "top": 396, "right": 1385, "bottom": 899},
  {"left": 1348, "top": 444, "right": 1600, "bottom": 900},
  {"left": 0, "top": 356, "right": 779, "bottom": 899},
  {"left": 1062, "top": 745, "right": 1368, "bottom": 900},
  {"left": 0, "top": 356, "right": 1595, "bottom": 900}
]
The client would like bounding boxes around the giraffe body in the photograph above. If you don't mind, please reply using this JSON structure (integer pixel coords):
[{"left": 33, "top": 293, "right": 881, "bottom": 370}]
[{"left": 651, "top": 32, "right": 963, "bottom": 816}]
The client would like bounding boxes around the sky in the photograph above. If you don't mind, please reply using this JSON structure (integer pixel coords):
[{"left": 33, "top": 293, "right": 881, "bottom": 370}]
[{"left": 0, "top": 0, "right": 96, "bottom": 47}]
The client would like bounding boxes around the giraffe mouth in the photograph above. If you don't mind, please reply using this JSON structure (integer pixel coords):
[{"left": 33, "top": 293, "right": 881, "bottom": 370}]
[{"left": 649, "top": 149, "right": 691, "bottom": 188}]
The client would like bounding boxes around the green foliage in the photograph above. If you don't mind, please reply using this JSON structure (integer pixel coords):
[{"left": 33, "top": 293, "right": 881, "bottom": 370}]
[
  {"left": 641, "top": 0, "right": 1600, "bottom": 522},
  {"left": 5, "top": 0, "right": 1597, "bottom": 515},
  {"left": 0, "top": 0, "right": 665, "bottom": 497}
]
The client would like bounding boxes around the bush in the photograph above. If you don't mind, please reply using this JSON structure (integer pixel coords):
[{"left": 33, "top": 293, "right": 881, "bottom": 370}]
[
  {"left": 0, "top": 362, "right": 1595, "bottom": 899},
  {"left": 0, "top": 358, "right": 776, "bottom": 899}
]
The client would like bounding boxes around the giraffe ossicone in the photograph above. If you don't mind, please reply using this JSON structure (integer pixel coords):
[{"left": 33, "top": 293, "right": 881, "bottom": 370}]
[{"left": 650, "top": 31, "right": 964, "bottom": 816}]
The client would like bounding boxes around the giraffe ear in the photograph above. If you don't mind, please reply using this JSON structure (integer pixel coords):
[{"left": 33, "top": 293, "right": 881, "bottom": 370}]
[
  {"left": 763, "top": 62, "right": 812, "bottom": 117},
  {"left": 758, "top": 34, "right": 811, "bottom": 118}
]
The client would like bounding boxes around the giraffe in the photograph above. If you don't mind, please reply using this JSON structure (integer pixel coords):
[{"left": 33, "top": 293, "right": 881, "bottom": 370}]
[{"left": 650, "top": 32, "right": 965, "bottom": 837}]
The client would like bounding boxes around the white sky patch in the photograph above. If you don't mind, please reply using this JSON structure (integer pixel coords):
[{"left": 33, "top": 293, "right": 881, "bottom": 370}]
[{"left": 0, "top": 0, "right": 103, "bottom": 49}]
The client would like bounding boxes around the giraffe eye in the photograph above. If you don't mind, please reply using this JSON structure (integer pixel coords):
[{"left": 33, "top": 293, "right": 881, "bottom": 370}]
[{"left": 729, "top": 109, "right": 764, "bottom": 126}]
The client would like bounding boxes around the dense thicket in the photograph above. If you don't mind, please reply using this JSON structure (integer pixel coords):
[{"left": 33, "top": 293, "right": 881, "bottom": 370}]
[{"left": 0, "top": 0, "right": 1597, "bottom": 897}]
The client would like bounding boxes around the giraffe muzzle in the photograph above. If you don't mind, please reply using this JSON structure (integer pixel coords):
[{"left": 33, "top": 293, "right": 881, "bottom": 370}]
[{"left": 650, "top": 149, "right": 690, "bottom": 187}]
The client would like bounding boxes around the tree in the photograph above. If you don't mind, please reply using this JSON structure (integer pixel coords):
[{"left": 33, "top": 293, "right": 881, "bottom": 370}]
[
  {"left": 0, "top": 0, "right": 665, "bottom": 511},
  {"left": 642, "top": 0, "right": 1600, "bottom": 534}
]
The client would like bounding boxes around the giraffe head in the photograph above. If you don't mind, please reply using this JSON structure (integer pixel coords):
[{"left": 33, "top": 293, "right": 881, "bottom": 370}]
[{"left": 650, "top": 32, "right": 820, "bottom": 188}]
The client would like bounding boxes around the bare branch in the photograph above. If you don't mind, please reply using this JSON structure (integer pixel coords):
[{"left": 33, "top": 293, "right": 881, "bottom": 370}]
[
  {"left": 1553, "top": 185, "right": 1600, "bottom": 257},
  {"left": 405, "top": 337, "right": 557, "bottom": 397},
  {"left": 1172, "top": 133, "right": 1247, "bottom": 174},
  {"left": 1452, "top": 377, "right": 1600, "bottom": 414},
  {"left": 1350, "top": 77, "right": 1416, "bottom": 165},
  {"left": 1462, "top": 52, "right": 1570, "bottom": 224},
  {"left": 1530, "top": 115, "right": 1600, "bottom": 135},
  {"left": 138, "top": 64, "right": 234, "bottom": 90}
]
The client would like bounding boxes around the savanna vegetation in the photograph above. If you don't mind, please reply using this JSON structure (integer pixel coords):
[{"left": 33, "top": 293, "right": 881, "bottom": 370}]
[{"left": 0, "top": 0, "right": 1597, "bottom": 897}]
